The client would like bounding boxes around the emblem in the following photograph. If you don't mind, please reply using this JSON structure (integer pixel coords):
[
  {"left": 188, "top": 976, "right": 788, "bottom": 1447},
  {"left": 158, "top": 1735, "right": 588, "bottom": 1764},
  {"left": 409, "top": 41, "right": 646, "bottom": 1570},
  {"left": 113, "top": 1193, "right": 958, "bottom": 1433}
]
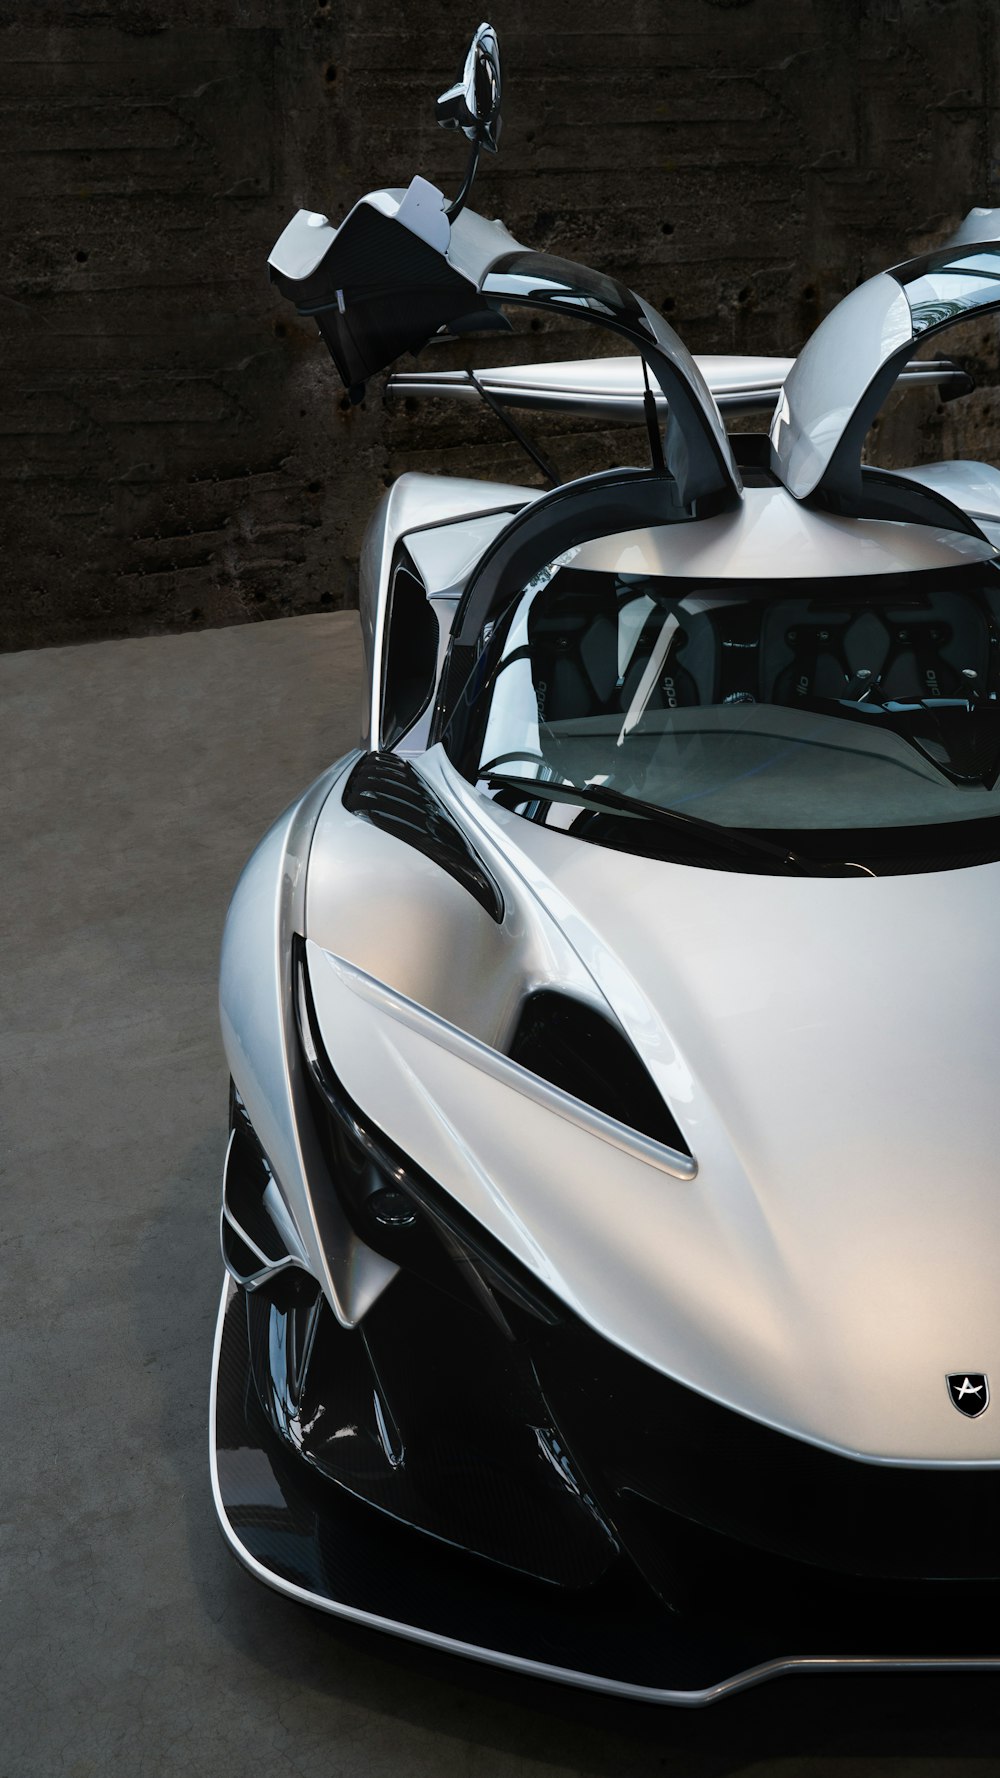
[{"left": 946, "top": 1373, "right": 990, "bottom": 1418}]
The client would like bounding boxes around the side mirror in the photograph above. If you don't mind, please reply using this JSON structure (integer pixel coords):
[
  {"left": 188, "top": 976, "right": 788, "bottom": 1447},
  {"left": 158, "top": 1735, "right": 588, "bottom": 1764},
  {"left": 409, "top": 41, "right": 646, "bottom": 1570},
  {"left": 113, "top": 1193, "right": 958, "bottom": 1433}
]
[{"left": 436, "top": 22, "right": 502, "bottom": 155}]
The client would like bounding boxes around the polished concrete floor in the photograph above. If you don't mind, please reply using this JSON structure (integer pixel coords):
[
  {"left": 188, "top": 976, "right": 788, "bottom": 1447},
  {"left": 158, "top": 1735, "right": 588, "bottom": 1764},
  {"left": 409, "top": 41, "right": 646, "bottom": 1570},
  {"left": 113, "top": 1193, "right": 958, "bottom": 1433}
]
[{"left": 3, "top": 613, "right": 1000, "bottom": 1776}]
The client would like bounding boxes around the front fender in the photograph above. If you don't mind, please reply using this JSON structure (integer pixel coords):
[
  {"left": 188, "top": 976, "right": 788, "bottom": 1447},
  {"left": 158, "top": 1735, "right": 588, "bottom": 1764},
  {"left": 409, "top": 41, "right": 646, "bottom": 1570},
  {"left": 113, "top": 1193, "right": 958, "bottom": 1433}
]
[{"left": 219, "top": 754, "right": 397, "bottom": 1325}]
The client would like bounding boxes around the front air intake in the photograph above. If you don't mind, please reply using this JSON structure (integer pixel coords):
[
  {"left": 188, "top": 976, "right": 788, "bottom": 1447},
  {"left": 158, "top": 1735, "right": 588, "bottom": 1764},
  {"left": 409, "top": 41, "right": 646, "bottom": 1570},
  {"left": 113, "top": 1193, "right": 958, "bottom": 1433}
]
[
  {"left": 380, "top": 559, "right": 439, "bottom": 748},
  {"left": 221, "top": 1089, "right": 300, "bottom": 1289}
]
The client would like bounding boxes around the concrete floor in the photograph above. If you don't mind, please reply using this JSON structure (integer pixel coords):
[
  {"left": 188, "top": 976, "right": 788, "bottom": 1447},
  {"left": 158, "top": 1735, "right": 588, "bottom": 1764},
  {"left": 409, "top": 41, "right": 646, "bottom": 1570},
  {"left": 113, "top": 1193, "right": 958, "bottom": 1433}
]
[{"left": 4, "top": 612, "right": 1000, "bottom": 1777}]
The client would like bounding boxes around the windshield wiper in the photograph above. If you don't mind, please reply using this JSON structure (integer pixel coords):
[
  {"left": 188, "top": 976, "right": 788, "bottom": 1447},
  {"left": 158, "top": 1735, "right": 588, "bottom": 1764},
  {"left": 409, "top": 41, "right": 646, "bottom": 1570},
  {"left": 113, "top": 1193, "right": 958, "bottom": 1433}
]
[{"left": 485, "top": 773, "right": 873, "bottom": 877}]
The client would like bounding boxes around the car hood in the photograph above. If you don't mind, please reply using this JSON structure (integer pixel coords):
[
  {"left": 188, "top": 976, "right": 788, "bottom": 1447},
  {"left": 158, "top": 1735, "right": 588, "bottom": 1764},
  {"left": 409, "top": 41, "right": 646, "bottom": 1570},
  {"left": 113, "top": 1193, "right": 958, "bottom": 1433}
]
[{"left": 305, "top": 751, "right": 1000, "bottom": 1465}]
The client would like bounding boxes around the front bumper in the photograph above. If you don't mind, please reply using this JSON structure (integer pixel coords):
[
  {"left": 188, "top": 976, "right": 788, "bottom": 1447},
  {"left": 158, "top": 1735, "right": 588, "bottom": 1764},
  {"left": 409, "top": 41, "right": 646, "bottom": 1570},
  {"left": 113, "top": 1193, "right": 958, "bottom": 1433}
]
[
  {"left": 211, "top": 1276, "right": 1000, "bottom": 1704},
  {"left": 215, "top": 934, "right": 1000, "bottom": 1701}
]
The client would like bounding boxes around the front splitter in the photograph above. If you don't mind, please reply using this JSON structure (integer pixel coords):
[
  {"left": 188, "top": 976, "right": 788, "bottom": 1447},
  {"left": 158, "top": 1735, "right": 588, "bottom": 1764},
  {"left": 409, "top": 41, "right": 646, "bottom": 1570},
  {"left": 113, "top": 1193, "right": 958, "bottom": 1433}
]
[{"left": 209, "top": 1278, "right": 1000, "bottom": 1705}]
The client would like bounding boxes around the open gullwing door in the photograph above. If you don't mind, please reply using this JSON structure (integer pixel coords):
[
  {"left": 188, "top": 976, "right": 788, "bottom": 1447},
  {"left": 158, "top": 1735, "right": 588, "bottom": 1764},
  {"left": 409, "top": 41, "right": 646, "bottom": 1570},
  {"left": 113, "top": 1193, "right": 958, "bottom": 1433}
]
[
  {"left": 771, "top": 235, "right": 1000, "bottom": 508},
  {"left": 268, "top": 189, "right": 741, "bottom": 511}
]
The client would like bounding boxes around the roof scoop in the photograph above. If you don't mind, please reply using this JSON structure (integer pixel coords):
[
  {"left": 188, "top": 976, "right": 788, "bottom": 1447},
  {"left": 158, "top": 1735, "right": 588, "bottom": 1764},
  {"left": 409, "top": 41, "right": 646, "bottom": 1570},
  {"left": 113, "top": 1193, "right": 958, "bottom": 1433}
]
[
  {"left": 942, "top": 206, "right": 1000, "bottom": 249},
  {"left": 436, "top": 23, "right": 502, "bottom": 221}
]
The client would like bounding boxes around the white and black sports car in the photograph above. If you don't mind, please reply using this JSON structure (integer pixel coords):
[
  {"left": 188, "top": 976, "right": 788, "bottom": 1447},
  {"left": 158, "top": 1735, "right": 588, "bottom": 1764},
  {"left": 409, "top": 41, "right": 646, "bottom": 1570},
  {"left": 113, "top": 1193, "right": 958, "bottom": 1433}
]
[{"left": 212, "top": 25, "right": 1000, "bottom": 1703}]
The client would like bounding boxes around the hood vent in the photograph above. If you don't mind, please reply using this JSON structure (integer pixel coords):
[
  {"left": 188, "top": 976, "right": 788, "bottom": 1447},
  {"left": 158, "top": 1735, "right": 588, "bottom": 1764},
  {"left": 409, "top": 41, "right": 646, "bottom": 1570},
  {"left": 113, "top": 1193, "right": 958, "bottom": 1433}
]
[
  {"left": 343, "top": 752, "right": 504, "bottom": 922},
  {"left": 508, "top": 991, "right": 691, "bottom": 1156}
]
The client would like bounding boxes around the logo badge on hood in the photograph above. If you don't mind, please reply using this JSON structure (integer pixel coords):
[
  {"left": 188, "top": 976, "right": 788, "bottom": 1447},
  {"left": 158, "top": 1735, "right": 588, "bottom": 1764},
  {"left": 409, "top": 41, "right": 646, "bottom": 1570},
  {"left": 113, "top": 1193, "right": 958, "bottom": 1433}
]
[{"left": 947, "top": 1373, "right": 990, "bottom": 1418}]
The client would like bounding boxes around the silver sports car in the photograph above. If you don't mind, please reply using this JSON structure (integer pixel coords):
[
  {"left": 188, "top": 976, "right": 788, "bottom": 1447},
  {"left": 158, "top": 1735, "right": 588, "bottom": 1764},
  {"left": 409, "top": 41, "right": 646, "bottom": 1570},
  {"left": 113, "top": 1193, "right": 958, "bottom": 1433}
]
[{"left": 212, "top": 24, "right": 1000, "bottom": 1703}]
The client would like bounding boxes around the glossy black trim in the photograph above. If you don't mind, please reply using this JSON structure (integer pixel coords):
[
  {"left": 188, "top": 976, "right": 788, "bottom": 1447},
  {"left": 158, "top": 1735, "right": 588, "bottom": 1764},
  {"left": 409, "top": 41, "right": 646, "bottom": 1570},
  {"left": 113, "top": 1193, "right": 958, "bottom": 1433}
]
[
  {"left": 271, "top": 203, "right": 484, "bottom": 393},
  {"left": 808, "top": 461, "right": 987, "bottom": 540},
  {"left": 852, "top": 465, "right": 986, "bottom": 539},
  {"left": 556, "top": 806, "right": 1000, "bottom": 876},
  {"left": 342, "top": 751, "right": 504, "bottom": 922},
  {"left": 481, "top": 251, "right": 740, "bottom": 507},
  {"left": 447, "top": 468, "right": 696, "bottom": 658},
  {"left": 242, "top": 1265, "right": 619, "bottom": 1587},
  {"left": 528, "top": 1312, "right": 1000, "bottom": 1592},
  {"left": 216, "top": 1268, "right": 1000, "bottom": 1686},
  {"left": 214, "top": 1280, "right": 765, "bottom": 1693}
]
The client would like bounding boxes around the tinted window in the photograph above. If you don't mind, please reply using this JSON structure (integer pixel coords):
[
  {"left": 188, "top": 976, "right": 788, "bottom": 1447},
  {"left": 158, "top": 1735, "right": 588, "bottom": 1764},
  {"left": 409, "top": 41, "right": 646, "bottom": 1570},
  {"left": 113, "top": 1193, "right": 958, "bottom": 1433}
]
[{"left": 449, "top": 555, "right": 1000, "bottom": 872}]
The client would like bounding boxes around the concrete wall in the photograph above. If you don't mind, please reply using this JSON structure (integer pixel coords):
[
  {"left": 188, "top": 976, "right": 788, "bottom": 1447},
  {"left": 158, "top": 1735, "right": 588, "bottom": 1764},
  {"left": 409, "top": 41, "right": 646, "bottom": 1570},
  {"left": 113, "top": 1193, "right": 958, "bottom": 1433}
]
[{"left": 2, "top": 0, "right": 999, "bottom": 649}]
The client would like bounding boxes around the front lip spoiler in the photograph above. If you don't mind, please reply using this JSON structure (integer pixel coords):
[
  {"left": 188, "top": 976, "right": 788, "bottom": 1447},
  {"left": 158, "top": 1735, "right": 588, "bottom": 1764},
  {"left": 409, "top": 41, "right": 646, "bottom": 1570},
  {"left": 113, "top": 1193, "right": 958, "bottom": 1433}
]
[{"left": 209, "top": 1279, "right": 1000, "bottom": 1705}]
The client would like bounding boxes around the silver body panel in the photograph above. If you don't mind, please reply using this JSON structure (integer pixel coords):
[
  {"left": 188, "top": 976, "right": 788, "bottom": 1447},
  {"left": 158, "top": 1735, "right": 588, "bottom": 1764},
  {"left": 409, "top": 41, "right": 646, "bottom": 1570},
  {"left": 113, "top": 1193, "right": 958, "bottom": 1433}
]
[
  {"left": 771, "top": 272, "right": 913, "bottom": 499},
  {"left": 221, "top": 126, "right": 1000, "bottom": 1688},
  {"left": 538, "top": 483, "right": 996, "bottom": 580},
  {"left": 221, "top": 485, "right": 1000, "bottom": 1451},
  {"left": 299, "top": 743, "right": 1000, "bottom": 1467},
  {"left": 269, "top": 183, "right": 523, "bottom": 287}
]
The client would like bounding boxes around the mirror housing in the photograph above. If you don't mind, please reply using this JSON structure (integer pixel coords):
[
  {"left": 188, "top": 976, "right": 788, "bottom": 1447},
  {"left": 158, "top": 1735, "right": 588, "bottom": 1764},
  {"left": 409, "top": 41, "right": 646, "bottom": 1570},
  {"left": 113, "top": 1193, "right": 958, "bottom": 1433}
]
[{"left": 436, "top": 22, "right": 502, "bottom": 153}]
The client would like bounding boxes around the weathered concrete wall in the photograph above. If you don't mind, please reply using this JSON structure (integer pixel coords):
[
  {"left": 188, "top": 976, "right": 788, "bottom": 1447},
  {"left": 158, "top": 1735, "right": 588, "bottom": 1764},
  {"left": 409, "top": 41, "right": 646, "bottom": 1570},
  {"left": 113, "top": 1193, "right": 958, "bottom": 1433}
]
[{"left": 2, "top": 0, "right": 998, "bottom": 650}]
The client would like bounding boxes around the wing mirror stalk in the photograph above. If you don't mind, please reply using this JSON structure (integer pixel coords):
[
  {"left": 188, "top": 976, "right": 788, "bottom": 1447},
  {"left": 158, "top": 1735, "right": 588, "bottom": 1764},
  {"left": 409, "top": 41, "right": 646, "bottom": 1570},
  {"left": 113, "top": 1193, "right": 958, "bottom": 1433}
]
[{"left": 436, "top": 22, "right": 502, "bottom": 223}]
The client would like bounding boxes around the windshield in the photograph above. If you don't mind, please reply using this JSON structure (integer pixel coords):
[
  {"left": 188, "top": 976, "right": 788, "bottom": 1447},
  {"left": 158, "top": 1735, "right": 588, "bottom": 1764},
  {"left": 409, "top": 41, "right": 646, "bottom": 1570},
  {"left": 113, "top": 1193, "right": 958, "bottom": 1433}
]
[{"left": 445, "top": 551, "right": 1000, "bottom": 874}]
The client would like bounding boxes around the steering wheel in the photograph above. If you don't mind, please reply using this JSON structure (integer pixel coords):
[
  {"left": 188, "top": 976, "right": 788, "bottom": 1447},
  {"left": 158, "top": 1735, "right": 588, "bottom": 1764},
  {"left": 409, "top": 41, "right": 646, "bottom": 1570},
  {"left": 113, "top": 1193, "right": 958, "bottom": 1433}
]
[{"left": 479, "top": 749, "right": 551, "bottom": 776}]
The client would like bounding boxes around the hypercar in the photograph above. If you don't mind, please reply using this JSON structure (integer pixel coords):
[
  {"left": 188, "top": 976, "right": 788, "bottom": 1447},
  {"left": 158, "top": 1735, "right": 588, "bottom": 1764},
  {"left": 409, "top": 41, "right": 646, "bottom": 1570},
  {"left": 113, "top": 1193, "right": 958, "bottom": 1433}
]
[{"left": 212, "top": 24, "right": 1000, "bottom": 1701}]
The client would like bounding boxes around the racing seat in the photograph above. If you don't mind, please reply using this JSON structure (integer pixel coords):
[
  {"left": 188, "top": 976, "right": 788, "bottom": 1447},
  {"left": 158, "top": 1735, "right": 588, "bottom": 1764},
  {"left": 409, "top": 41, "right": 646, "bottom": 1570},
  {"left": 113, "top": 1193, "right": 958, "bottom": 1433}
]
[
  {"left": 527, "top": 570, "right": 701, "bottom": 726},
  {"left": 761, "top": 595, "right": 992, "bottom": 708}
]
